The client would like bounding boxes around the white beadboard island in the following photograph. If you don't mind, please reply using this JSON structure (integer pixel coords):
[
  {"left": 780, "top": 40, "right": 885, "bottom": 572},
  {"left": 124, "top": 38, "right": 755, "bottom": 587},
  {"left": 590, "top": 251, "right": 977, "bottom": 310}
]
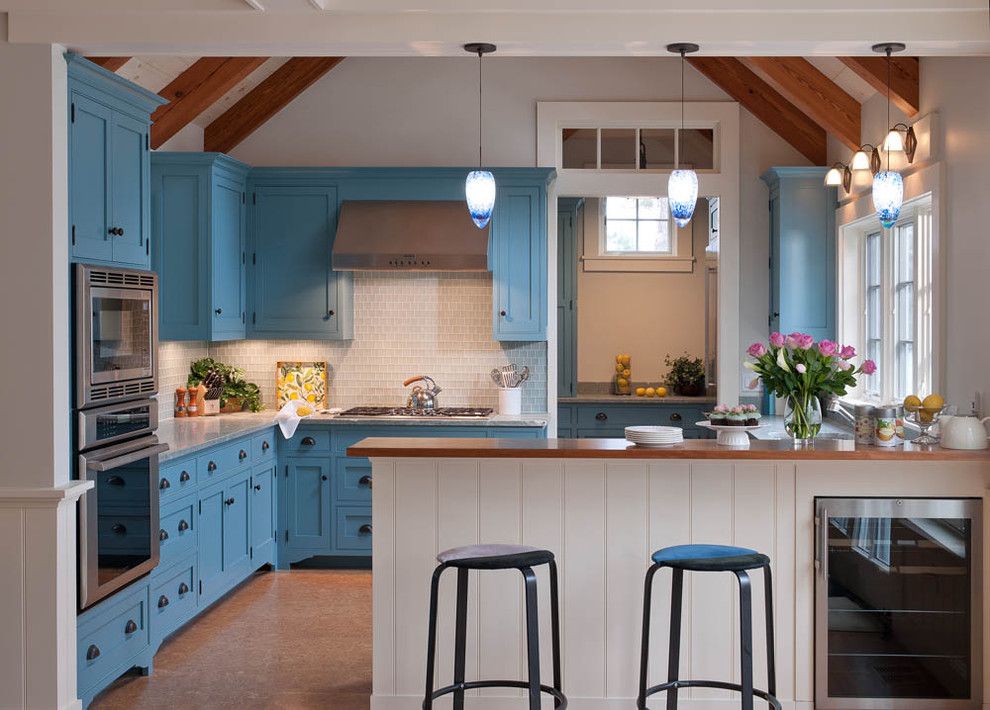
[{"left": 349, "top": 438, "right": 990, "bottom": 710}]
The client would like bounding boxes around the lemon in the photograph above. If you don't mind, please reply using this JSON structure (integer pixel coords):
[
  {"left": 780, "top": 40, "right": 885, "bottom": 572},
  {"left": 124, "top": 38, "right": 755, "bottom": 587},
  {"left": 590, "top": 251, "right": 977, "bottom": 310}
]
[
  {"left": 615, "top": 363, "right": 624, "bottom": 373},
  {"left": 645, "top": 387, "right": 656, "bottom": 397},
  {"left": 296, "top": 405, "right": 313, "bottom": 416},
  {"left": 635, "top": 387, "right": 646, "bottom": 396},
  {"left": 919, "top": 409, "right": 934, "bottom": 424},
  {"left": 656, "top": 386, "right": 668, "bottom": 398},
  {"left": 622, "top": 368, "right": 631, "bottom": 378},
  {"left": 922, "top": 393, "right": 944, "bottom": 412},
  {"left": 903, "top": 394, "right": 922, "bottom": 412},
  {"left": 617, "top": 378, "right": 629, "bottom": 388},
  {"left": 616, "top": 354, "right": 624, "bottom": 363},
  {"left": 619, "top": 354, "right": 631, "bottom": 366}
]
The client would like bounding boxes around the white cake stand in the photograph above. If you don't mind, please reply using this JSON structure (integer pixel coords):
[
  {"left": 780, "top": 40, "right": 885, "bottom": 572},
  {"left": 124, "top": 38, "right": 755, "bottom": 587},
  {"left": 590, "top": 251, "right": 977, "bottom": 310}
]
[{"left": 696, "top": 421, "right": 763, "bottom": 448}]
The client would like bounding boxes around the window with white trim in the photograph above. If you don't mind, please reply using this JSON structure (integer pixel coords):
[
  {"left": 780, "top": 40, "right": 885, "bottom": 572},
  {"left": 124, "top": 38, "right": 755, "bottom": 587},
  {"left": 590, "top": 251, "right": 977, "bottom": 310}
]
[
  {"left": 839, "top": 195, "right": 934, "bottom": 403},
  {"left": 603, "top": 197, "right": 672, "bottom": 254}
]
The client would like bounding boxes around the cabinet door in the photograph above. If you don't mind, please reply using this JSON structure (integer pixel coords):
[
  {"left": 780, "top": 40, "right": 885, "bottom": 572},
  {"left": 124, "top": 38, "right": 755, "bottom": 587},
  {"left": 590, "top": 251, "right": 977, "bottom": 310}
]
[
  {"left": 284, "top": 458, "right": 331, "bottom": 551},
  {"left": 222, "top": 474, "right": 251, "bottom": 578},
  {"left": 250, "top": 465, "right": 276, "bottom": 561},
  {"left": 492, "top": 184, "right": 546, "bottom": 341},
  {"left": 197, "top": 485, "right": 224, "bottom": 599},
  {"left": 211, "top": 176, "right": 246, "bottom": 340},
  {"left": 109, "top": 112, "right": 150, "bottom": 267},
  {"left": 556, "top": 204, "right": 577, "bottom": 396},
  {"left": 251, "top": 186, "right": 348, "bottom": 339},
  {"left": 69, "top": 93, "right": 113, "bottom": 263}
]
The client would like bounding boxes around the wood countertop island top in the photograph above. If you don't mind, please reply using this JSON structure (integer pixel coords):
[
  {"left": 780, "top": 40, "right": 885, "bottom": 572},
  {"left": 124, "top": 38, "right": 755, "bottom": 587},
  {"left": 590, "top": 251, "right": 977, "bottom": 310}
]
[{"left": 348, "top": 436, "right": 990, "bottom": 462}]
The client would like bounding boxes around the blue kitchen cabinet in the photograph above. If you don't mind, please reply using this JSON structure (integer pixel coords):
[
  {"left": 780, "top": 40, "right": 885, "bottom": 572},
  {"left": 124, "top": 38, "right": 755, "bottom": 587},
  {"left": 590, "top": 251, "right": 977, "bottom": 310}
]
[
  {"left": 556, "top": 198, "right": 581, "bottom": 396},
  {"left": 560, "top": 402, "right": 714, "bottom": 439},
  {"left": 762, "top": 167, "right": 837, "bottom": 342},
  {"left": 249, "top": 183, "right": 353, "bottom": 339},
  {"left": 491, "top": 179, "right": 551, "bottom": 341},
  {"left": 197, "top": 469, "right": 253, "bottom": 608},
  {"left": 283, "top": 457, "right": 332, "bottom": 553},
  {"left": 152, "top": 153, "right": 249, "bottom": 341},
  {"left": 250, "top": 463, "right": 277, "bottom": 564},
  {"left": 67, "top": 54, "right": 166, "bottom": 269}
]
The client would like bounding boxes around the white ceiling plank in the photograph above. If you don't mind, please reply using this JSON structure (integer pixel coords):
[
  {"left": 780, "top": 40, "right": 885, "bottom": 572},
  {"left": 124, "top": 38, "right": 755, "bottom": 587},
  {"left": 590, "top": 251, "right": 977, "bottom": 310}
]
[
  {"left": 307, "top": 0, "right": 326, "bottom": 8},
  {"left": 241, "top": 0, "right": 265, "bottom": 9}
]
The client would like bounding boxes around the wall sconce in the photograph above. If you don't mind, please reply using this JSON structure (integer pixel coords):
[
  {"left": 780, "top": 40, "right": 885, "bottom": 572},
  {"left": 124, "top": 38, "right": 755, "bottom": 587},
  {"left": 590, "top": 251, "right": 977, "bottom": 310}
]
[
  {"left": 851, "top": 144, "right": 881, "bottom": 173},
  {"left": 884, "top": 122, "right": 918, "bottom": 163},
  {"left": 824, "top": 162, "right": 852, "bottom": 192}
]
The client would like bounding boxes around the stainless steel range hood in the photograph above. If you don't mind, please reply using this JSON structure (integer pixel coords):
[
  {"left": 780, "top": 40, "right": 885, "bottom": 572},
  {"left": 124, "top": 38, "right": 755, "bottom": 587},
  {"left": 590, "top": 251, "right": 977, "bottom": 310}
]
[{"left": 332, "top": 200, "right": 490, "bottom": 271}]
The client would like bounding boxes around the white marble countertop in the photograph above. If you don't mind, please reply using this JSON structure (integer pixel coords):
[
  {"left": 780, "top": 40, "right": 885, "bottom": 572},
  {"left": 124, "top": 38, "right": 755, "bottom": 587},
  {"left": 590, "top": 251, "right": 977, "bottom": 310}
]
[
  {"left": 747, "top": 415, "right": 852, "bottom": 441},
  {"left": 158, "top": 411, "right": 550, "bottom": 461},
  {"left": 558, "top": 394, "right": 716, "bottom": 405}
]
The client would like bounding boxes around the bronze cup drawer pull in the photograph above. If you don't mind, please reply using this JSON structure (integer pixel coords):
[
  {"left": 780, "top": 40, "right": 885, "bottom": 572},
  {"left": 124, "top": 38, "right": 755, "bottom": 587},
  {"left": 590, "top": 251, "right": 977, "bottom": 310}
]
[
  {"left": 301, "top": 436, "right": 316, "bottom": 446},
  {"left": 207, "top": 461, "right": 217, "bottom": 472},
  {"left": 179, "top": 470, "right": 191, "bottom": 482},
  {"left": 86, "top": 644, "right": 101, "bottom": 661},
  {"left": 178, "top": 519, "right": 189, "bottom": 532},
  {"left": 158, "top": 595, "right": 170, "bottom": 609},
  {"left": 239, "top": 449, "right": 248, "bottom": 461},
  {"left": 159, "top": 529, "right": 169, "bottom": 541},
  {"left": 358, "top": 523, "right": 373, "bottom": 535},
  {"left": 178, "top": 582, "right": 190, "bottom": 595},
  {"left": 159, "top": 477, "right": 170, "bottom": 490},
  {"left": 261, "top": 440, "right": 270, "bottom": 451},
  {"left": 358, "top": 475, "right": 373, "bottom": 489},
  {"left": 124, "top": 619, "right": 138, "bottom": 635}
]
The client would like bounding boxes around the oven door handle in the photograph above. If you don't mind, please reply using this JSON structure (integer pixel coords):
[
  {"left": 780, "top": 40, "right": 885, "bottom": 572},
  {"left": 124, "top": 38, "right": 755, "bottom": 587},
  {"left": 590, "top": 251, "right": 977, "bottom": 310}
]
[{"left": 87, "top": 443, "right": 170, "bottom": 472}]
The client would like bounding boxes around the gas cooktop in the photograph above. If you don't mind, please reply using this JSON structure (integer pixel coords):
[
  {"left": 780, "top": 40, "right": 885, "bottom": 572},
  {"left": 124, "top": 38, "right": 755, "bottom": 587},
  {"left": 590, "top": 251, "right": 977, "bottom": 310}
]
[{"left": 340, "top": 406, "right": 494, "bottom": 418}]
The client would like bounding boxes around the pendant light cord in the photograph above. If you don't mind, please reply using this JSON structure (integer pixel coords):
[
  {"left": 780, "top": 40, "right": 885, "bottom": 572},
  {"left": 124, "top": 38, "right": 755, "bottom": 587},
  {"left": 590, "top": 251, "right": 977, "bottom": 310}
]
[
  {"left": 477, "top": 49, "right": 483, "bottom": 169},
  {"left": 677, "top": 49, "right": 685, "bottom": 170},
  {"left": 885, "top": 47, "right": 891, "bottom": 170}
]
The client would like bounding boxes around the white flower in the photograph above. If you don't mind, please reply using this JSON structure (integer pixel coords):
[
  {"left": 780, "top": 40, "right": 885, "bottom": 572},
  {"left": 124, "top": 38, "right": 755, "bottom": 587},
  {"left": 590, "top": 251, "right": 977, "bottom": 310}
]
[
  {"left": 743, "top": 361, "right": 757, "bottom": 371},
  {"left": 776, "top": 347, "right": 790, "bottom": 372}
]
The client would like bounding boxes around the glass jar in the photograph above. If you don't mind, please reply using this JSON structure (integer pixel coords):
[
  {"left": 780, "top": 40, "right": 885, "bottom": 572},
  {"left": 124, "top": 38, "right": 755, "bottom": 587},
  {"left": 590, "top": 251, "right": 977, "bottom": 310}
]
[{"left": 784, "top": 393, "right": 823, "bottom": 446}]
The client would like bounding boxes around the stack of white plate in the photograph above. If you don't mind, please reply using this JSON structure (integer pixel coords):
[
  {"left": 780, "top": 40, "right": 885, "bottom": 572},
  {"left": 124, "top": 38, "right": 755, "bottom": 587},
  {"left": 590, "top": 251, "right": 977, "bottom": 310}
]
[{"left": 624, "top": 425, "right": 684, "bottom": 447}]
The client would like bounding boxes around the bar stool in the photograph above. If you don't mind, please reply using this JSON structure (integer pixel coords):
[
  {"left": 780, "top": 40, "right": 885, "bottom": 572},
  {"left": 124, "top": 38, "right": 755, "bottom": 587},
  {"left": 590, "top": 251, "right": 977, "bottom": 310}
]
[
  {"left": 423, "top": 544, "right": 567, "bottom": 710},
  {"left": 637, "top": 544, "right": 780, "bottom": 710}
]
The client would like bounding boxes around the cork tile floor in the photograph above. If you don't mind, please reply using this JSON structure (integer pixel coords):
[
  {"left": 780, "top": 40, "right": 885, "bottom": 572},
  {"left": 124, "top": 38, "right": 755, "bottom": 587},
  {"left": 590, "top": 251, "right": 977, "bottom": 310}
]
[{"left": 92, "top": 569, "right": 372, "bottom": 709}]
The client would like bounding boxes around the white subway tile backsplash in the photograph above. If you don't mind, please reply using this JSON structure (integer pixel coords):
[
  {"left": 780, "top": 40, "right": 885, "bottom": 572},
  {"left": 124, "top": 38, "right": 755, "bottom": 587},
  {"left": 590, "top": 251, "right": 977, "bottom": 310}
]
[{"left": 159, "top": 273, "right": 546, "bottom": 417}]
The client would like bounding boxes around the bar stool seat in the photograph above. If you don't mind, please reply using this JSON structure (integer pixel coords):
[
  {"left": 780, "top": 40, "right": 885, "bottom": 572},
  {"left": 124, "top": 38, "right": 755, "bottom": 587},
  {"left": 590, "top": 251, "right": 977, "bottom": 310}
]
[
  {"left": 437, "top": 544, "right": 555, "bottom": 569},
  {"left": 651, "top": 544, "right": 769, "bottom": 572}
]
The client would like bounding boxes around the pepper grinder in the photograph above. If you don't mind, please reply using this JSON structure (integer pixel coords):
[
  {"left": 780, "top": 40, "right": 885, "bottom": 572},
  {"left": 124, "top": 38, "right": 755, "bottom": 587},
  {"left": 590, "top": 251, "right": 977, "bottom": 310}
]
[{"left": 174, "top": 387, "right": 188, "bottom": 418}]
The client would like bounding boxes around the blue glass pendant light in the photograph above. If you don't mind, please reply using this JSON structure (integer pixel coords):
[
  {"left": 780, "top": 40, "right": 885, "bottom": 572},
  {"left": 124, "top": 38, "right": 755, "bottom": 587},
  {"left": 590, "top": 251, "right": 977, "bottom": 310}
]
[
  {"left": 464, "top": 43, "right": 497, "bottom": 229},
  {"left": 666, "top": 43, "right": 700, "bottom": 228},
  {"left": 872, "top": 42, "right": 906, "bottom": 229}
]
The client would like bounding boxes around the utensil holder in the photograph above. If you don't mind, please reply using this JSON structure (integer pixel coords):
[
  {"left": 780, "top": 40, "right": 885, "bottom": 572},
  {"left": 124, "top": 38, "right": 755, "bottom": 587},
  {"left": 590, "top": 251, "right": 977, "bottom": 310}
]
[{"left": 497, "top": 387, "right": 522, "bottom": 416}]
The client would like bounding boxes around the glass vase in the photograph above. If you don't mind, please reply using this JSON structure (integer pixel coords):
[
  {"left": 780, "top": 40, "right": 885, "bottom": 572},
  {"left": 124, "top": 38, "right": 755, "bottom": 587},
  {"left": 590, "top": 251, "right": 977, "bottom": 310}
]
[{"left": 784, "top": 393, "right": 822, "bottom": 446}]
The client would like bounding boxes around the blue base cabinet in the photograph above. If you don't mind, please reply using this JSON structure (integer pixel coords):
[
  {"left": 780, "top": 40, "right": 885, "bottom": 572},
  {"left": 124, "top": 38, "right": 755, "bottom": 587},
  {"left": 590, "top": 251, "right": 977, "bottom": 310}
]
[
  {"left": 557, "top": 403, "right": 715, "bottom": 439},
  {"left": 152, "top": 153, "right": 250, "bottom": 341},
  {"left": 67, "top": 54, "right": 166, "bottom": 269}
]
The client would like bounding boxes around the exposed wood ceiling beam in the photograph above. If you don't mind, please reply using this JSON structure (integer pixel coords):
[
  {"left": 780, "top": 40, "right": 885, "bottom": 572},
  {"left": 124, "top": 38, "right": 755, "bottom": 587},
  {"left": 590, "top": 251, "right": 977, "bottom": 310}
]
[
  {"left": 838, "top": 55, "right": 919, "bottom": 116},
  {"left": 688, "top": 56, "right": 827, "bottom": 165},
  {"left": 748, "top": 57, "right": 861, "bottom": 151},
  {"left": 204, "top": 57, "right": 344, "bottom": 154},
  {"left": 151, "top": 57, "right": 268, "bottom": 149},
  {"left": 87, "top": 57, "right": 131, "bottom": 72}
]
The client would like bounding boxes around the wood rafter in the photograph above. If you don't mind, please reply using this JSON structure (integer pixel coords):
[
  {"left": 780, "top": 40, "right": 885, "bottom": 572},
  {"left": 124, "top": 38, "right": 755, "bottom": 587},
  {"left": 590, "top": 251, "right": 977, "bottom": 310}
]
[
  {"left": 689, "top": 56, "right": 827, "bottom": 165},
  {"left": 151, "top": 57, "right": 268, "bottom": 149},
  {"left": 838, "top": 55, "right": 919, "bottom": 116},
  {"left": 204, "top": 57, "right": 344, "bottom": 154},
  {"left": 747, "top": 57, "right": 861, "bottom": 151},
  {"left": 87, "top": 57, "right": 131, "bottom": 72}
]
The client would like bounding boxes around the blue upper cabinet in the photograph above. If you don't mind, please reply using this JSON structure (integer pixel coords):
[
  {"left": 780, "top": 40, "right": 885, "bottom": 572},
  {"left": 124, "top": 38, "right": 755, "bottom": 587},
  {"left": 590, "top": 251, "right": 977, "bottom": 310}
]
[
  {"left": 248, "top": 181, "right": 353, "bottom": 339},
  {"left": 151, "top": 153, "right": 249, "bottom": 341},
  {"left": 67, "top": 54, "right": 166, "bottom": 269},
  {"left": 762, "top": 167, "right": 837, "bottom": 342}
]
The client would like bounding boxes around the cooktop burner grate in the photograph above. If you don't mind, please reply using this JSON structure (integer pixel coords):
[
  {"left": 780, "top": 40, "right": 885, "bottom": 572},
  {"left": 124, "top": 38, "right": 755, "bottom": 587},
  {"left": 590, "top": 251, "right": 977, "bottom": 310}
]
[{"left": 340, "top": 406, "right": 494, "bottom": 418}]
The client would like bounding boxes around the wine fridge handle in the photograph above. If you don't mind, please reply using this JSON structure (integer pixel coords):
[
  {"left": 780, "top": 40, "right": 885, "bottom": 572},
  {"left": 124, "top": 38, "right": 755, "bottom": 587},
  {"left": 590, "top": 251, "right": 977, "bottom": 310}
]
[{"left": 816, "top": 507, "right": 828, "bottom": 578}]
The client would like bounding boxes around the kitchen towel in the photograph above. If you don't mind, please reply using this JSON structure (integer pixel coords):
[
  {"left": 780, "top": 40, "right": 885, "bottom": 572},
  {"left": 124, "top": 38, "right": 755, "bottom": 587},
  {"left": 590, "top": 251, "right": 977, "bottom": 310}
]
[{"left": 275, "top": 399, "right": 315, "bottom": 439}]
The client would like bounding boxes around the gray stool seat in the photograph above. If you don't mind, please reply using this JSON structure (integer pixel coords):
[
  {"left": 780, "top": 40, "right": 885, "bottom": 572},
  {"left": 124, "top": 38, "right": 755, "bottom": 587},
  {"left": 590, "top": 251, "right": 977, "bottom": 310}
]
[{"left": 437, "top": 544, "right": 554, "bottom": 570}]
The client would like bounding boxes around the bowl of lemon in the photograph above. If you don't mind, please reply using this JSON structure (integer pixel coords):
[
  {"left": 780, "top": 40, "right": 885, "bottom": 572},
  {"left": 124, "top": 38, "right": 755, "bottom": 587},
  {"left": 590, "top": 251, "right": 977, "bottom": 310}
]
[{"left": 903, "top": 393, "right": 945, "bottom": 445}]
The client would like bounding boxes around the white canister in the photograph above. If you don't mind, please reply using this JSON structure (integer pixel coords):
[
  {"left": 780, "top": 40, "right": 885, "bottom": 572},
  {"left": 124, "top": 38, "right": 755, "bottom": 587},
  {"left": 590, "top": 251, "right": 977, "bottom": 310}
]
[
  {"left": 497, "top": 387, "right": 522, "bottom": 416},
  {"left": 874, "top": 405, "right": 902, "bottom": 447}
]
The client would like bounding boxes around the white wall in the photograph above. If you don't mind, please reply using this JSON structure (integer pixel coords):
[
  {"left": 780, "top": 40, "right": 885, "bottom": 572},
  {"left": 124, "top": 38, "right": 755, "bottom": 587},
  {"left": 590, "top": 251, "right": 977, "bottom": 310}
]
[{"left": 832, "top": 58, "right": 990, "bottom": 411}]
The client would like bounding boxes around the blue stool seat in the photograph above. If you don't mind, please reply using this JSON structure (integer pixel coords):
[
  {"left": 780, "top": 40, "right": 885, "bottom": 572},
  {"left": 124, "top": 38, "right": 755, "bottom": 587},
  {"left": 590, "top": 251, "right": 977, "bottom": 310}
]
[{"left": 651, "top": 544, "right": 770, "bottom": 572}]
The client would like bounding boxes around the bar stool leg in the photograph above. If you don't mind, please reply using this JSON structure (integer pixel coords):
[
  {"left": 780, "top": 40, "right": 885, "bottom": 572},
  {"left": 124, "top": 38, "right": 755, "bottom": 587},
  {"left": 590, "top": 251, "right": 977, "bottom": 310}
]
[
  {"left": 763, "top": 564, "right": 776, "bottom": 698},
  {"left": 521, "top": 566, "right": 542, "bottom": 710},
  {"left": 423, "top": 565, "right": 445, "bottom": 710},
  {"left": 452, "top": 568, "right": 469, "bottom": 710},
  {"left": 735, "top": 570, "right": 754, "bottom": 710},
  {"left": 666, "top": 568, "right": 684, "bottom": 710},
  {"left": 548, "top": 560, "right": 564, "bottom": 706},
  {"left": 637, "top": 564, "right": 660, "bottom": 709}
]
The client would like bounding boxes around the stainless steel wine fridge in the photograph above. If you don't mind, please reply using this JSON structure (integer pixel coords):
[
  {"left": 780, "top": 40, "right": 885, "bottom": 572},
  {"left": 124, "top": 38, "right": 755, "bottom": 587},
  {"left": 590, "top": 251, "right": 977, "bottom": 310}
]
[{"left": 815, "top": 498, "right": 982, "bottom": 709}]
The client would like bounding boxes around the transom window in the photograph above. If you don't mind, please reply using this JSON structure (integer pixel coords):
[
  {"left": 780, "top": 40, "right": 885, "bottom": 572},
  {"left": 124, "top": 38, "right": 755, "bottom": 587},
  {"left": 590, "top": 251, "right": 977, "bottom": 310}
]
[{"left": 603, "top": 197, "right": 671, "bottom": 254}]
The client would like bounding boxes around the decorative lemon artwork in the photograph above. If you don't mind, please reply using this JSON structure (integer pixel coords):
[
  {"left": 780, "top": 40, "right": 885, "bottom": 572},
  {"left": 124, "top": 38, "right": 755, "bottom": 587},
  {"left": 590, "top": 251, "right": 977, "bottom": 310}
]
[{"left": 276, "top": 361, "right": 329, "bottom": 410}]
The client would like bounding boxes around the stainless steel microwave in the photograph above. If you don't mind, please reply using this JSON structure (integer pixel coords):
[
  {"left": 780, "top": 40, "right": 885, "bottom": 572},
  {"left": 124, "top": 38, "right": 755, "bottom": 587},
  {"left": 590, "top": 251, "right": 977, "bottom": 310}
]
[{"left": 75, "top": 264, "right": 158, "bottom": 409}]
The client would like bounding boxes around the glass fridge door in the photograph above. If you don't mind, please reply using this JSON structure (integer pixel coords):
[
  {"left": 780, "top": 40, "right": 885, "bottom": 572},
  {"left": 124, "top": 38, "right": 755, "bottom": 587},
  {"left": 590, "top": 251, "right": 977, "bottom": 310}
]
[{"left": 815, "top": 498, "right": 982, "bottom": 709}]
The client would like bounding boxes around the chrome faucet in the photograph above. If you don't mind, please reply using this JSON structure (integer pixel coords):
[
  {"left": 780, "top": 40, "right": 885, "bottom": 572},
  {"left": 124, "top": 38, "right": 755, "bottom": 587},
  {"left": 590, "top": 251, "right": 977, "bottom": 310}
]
[{"left": 823, "top": 394, "right": 857, "bottom": 427}]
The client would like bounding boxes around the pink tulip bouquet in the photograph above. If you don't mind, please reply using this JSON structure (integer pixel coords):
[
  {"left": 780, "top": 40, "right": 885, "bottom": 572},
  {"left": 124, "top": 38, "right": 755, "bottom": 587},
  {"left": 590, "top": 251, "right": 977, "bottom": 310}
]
[{"left": 745, "top": 332, "right": 877, "bottom": 442}]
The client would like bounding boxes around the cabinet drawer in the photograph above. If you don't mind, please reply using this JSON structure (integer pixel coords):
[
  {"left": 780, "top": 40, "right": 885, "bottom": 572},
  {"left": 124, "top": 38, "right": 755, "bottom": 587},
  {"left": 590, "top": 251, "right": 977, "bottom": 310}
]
[
  {"left": 285, "top": 428, "right": 331, "bottom": 455},
  {"left": 335, "top": 458, "right": 373, "bottom": 503},
  {"left": 657, "top": 407, "right": 705, "bottom": 429},
  {"left": 334, "top": 506, "right": 373, "bottom": 551},
  {"left": 159, "top": 497, "right": 196, "bottom": 567},
  {"left": 197, "top": 440, "right": 251, "bottom": 482},
  {"left": 98, "top": 513, "right": 151, "bottom": 555},
  {"left": 159, "top": 459, "right": 197, "bottom": 503},
  {"left": 78, "top": 584, "right": 149, "bottom": 693},
  {"left": 252, "top": 431, "right": 276, "bottom": 463},
  {"left": 575, "top": 405, "right": 662, "bottom": 428},
  {"left": 94, "top": 470, "right": 149, "bottom": 507},
  {"left": 150, "top": 557, "right": 197, "bottom": 641}
]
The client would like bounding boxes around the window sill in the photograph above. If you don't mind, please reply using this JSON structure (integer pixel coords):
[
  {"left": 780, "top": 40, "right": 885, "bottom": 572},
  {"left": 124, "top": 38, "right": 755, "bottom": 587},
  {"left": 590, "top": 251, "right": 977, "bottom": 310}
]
[{"left": 581, "top": 255, "right": 695, "bottom": 273}]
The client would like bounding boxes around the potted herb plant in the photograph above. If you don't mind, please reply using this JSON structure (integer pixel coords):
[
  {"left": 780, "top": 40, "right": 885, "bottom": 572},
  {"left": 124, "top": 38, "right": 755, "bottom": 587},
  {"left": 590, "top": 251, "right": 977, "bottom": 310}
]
[
  {"left": 188, "top": 357, "right": 263, "bottom": 413},
  {"left": 664, "top": 354, "right": 707, "bottom": 397}
]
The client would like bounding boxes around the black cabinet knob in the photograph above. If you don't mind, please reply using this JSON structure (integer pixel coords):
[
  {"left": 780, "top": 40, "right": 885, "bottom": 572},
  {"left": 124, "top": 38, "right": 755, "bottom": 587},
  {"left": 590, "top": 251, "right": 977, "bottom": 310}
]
[
  {"left": 358, "top": 524, "right": 373, "bottom": 535},
  {"left": 254, "top": 484, "right": 262, "bottom": 491},
  {"left": 207, "top": 461, "right": 217, "bottom": 472},
  {"left": 358, "top": 475, "right": 372, "bottom": 489},
  {"left": 159, "top": 477, "right": 170, "bottom": 490},
  {"left": 301, "top": 436, "right": 316, "bottom": 446},
  {"left": 159, "top": 529, "right": 169, "bottom": 541},
  {"left": 261, "top": 441, "right": 270, "bottom": 451},
  {"left": 106, "top": 475, "right": 125, "bottom": 486},
  {"left": 178, "top": 582, "right": 190, "bottom": 595},
  {"left": 670, "top": 412, "right": 682, "bottom": 422},
  {"left": 324, "top": 309, "right": 335, "bottom": 319},
  {"left": 321, "top": 475, "right": 328, "bottom": 481},
  {"left": 595, "top": 412, "right": 608, "bottom": 421},
  {"left": 178, "top": 519, "right": 189, "bottom": 532},
  {"left": 239, "top": 449, "right": 248, "bottom": 461},
  {"left": 124, "top": 619, "right": 138, "bottom": 635},
  {"left": 111, "top": 523, "right": 127, "bottom": 535},
  {"left": 224, "top": 497, "right": 235, "bottom": 506},
  {"left": 157, "top": 595, "right": 170, "bottom": 609},
  {"left": 215, "top": 308, "right": 223, "bottom": 316},
  {"left": 499, "top": 310, "right": 507, "bottom": 317},
  {"left": 179, "top": 470, "right": 191, "bottom": 482},
  {"left": 86, "top": 644, "right": 101, "bottom": 661},
  {"left": 118, "top": 227, "right": 124, "bottom": 236}
]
